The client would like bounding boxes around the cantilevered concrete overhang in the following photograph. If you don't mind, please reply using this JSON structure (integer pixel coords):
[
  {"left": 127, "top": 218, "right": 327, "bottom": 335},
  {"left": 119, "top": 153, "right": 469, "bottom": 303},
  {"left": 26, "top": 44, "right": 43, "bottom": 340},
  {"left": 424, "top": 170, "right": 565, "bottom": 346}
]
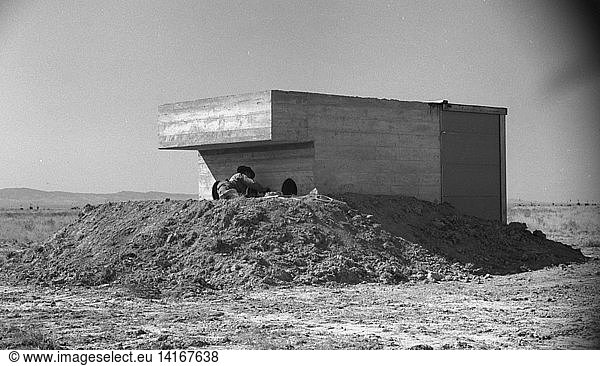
[{"left": 158, "top": 90, "right": 312, "bottom": 150}]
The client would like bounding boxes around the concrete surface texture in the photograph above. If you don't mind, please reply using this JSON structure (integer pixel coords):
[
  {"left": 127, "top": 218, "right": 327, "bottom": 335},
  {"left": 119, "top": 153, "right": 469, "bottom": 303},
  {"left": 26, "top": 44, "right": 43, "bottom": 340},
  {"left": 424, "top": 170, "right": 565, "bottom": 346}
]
[
  {"left": 198, "top": 142, "right": 315, "bottom": 199},
  {"left": 158, "top": 91, "right": 272, "bottom": 149},
  {"left": 157, "top": 90, "right": 505, "bottom": 217},
  {"left": 271, "top": 91, "right": 441, "bottom": 201}
]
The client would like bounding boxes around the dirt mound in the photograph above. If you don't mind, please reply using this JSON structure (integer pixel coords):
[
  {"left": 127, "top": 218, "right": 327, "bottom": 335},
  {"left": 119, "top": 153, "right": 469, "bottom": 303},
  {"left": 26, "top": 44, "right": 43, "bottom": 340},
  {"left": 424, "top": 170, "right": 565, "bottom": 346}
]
[
  {"left": 2, "top": 194, "right": 586, "bottom": 295},
  {"left": 335, "top": 193, "right": 586, "bottom": 274}
]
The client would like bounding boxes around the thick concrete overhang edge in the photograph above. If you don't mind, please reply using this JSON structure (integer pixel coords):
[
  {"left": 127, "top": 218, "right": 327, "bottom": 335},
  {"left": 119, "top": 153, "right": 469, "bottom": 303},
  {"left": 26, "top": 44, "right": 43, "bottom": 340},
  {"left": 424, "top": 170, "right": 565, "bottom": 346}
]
[
  {"left": 441, "top": 101, "right": 508, "bottom": 115},
  {"left": 158, "top": 90, "right": 273, "bottom": 150},
  {"left": 158, "top": 139, "right": 305, "bottom": 151}
]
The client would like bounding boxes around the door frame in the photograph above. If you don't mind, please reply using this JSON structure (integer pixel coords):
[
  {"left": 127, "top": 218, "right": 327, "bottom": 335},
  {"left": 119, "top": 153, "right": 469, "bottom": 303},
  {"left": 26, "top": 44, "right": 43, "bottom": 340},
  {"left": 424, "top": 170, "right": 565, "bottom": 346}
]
[{"left": 440, "top": 103, "right": 507, "bottom": 223}]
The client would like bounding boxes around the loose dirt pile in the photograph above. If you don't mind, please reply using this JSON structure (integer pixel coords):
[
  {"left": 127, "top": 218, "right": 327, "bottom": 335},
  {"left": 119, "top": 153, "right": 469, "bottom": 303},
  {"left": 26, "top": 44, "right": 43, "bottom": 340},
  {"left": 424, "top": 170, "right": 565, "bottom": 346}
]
[
  {"left": 336, "top": 193, "right": 586, "bottom": 274},
  {"left": 2, "top": 194, "right": 586, "bottom": 296}
]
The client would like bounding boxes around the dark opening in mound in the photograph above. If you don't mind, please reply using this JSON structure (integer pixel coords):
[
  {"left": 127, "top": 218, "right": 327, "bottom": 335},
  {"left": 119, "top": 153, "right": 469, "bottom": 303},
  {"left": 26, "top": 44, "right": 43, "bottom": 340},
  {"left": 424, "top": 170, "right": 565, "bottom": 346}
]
[
  {"left": 2, "top": 194, "right": 586, "bottom": 295},
  {"left": 281, "top": 178, "right": 298, "bottom": 196}
]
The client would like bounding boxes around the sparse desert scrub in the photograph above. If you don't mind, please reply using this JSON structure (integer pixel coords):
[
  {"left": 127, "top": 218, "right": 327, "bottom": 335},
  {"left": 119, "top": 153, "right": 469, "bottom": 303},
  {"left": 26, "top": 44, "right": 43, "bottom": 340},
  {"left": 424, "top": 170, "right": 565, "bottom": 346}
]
[
  {"left": 0, "top": 325, "right": 65, "bottom": 350},
  {"left": 507, "top": 204, "right": 600, "bottom": 249},
  {"left": 0, "top": 209, "right": 78, "bottom": 244}
]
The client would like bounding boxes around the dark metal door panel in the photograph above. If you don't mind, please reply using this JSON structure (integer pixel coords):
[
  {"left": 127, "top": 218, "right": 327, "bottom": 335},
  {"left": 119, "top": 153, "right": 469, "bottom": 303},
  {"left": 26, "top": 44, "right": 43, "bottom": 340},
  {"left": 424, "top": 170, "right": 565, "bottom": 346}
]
[
  {"left": 443, "top": 164, "right": 501, "bottom": 197},
  {"left": 441, "top": 133, "right": 500, "bottom": 165},
  {"left": 441, "top": 111, "right": 501, "bottom": 221},
  {"left": 442, "top": 111, "right": 500, "bottom": 135}
]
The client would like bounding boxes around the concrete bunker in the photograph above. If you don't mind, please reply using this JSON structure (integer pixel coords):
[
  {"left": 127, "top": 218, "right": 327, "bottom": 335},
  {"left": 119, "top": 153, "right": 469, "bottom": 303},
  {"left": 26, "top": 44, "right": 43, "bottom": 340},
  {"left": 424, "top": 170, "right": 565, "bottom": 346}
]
[{"left": 158, "top": 90, "right": 507, "bottom": 222}]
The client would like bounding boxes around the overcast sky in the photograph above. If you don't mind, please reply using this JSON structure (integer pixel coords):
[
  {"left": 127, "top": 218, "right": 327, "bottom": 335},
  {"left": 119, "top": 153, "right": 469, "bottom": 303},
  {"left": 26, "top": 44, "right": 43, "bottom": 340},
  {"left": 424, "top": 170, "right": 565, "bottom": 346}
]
[{"left": 1, "top": 0, "right": 598, "bottom": 202}]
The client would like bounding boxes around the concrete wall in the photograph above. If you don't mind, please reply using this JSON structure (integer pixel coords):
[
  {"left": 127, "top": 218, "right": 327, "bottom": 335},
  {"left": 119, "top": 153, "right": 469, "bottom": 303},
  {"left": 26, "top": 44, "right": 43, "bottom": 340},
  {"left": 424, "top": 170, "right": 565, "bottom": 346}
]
[
  {"left": 159, "top": 90, "right": 445, "bottom": 202},
  {"left": 272, "top": 91, "right": 441, "bottom": 201},
  {"left": 197, "top": 142, "right": 315, "bottom": 199},
  {"left": 158, "top": 91, "right": 508, "bottom": 221},
  {"left": 158, "top": 91, "right": 272, "bottom": 149}
]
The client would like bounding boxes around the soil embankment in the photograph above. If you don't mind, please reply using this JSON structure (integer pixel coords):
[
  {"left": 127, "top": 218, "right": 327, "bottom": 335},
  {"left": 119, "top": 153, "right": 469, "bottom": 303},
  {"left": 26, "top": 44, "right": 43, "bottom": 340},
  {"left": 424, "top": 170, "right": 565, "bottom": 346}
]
[{"left": 2, "top": 194, "right": 586, "bottom": 296}]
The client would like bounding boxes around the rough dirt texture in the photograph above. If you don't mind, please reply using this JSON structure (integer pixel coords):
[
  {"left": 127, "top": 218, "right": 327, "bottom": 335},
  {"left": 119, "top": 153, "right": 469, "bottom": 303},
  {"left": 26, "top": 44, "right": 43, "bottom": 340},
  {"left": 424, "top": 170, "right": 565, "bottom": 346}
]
[
  {"left": 336, "top": 194, "right": 586, "bottom": 274},
  {"left": 1, "top": 260, "right": 599, "bottom": 349},
  {"left": 2, "top": 194, "right": 586, "bottom": 296}
]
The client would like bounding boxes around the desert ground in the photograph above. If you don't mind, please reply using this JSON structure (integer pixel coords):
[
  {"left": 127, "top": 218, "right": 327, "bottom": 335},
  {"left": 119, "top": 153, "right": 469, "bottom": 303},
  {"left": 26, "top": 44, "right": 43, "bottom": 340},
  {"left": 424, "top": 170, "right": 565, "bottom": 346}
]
[{"left": 0, "top": 201, "right": 599, "bottom": 350}]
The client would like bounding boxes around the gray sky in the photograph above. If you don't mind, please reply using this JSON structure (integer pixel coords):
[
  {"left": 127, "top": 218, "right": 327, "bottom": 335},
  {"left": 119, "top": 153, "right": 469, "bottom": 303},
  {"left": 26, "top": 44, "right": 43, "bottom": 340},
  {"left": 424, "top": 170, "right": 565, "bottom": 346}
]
[{"left": 1, "top": 0, "right": 599, "bottom": 202}]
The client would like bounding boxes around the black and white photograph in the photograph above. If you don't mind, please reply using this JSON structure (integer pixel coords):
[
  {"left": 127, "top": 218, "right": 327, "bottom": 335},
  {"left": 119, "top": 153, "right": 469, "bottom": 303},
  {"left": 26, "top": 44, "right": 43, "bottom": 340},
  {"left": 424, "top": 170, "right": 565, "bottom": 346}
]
[{"left": 0, "top": 0, "right": 599, "bottom": 361}]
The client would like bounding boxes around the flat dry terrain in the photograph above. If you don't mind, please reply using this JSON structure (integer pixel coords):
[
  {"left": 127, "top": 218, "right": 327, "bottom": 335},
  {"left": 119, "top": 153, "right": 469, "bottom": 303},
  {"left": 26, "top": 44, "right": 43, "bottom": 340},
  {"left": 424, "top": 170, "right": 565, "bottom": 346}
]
[
  {"left": 1, "top": 258, "right": 598, "bottom": 350},
  {"left": 0, "top": 204, "right": 598, "bottom": 350}
]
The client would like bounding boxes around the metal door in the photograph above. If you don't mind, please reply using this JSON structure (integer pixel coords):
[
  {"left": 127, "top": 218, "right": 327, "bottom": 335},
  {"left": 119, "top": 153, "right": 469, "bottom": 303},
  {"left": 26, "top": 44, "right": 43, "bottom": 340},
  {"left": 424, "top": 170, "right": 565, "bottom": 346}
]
[{"left": 441, "top": 110, "right": 503, "bottom": 221}]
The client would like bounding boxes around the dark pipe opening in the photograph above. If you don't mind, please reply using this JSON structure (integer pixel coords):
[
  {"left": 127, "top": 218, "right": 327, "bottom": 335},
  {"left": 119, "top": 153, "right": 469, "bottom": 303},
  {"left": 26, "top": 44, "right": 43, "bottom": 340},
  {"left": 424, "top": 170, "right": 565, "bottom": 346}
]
[
  {"left": 281, "top": 178, "right": 298, "bottom": 195},
  {"left": 211, "top": 181, "right": 220, "bottom": 200}
]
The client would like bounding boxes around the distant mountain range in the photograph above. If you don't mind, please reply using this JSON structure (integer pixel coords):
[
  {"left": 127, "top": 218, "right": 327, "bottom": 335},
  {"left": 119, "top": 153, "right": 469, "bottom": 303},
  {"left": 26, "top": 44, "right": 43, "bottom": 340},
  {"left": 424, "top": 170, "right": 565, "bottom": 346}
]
[{"left": 0, "top": 188, "right": 198, "bottom": 208}]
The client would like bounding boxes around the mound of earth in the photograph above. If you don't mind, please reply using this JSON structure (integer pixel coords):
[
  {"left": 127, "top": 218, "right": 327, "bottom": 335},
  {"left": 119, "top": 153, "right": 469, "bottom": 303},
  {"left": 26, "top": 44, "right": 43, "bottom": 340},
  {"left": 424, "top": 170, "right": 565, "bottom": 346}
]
[
  {"left": 2, "top": 194, "right": 586, "bottom": 296},
  {"left": 335, "top": 193, "right": 586, "bottom": 274}
]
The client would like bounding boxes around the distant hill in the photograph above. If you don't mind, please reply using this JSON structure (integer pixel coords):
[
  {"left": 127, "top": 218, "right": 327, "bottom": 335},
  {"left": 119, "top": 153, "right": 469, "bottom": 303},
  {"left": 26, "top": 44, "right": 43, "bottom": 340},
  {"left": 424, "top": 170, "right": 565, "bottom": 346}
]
[
  {"left": 0, "top": 188, "right": 198, "bottom": 208},
  {"left": 507, "top": 198, "right": 551, "bottom": 208},
  {"left": 507, "top": 198, "right": 598, "bottom": 208}
]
